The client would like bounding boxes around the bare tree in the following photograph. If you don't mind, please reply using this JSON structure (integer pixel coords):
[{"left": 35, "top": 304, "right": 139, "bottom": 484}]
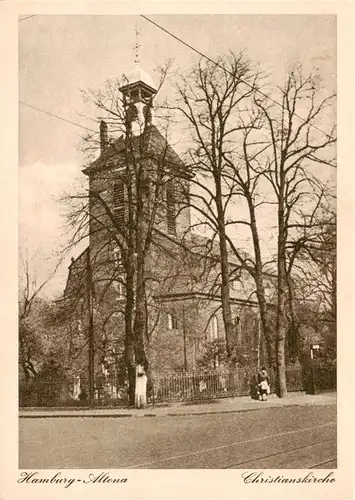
[
  {"left": 173, "top": 56, "right": 335, "bottom": 397},
  {"left": 289, "top": 202, "right": 336, "bottom": 335},
  {"left": 172, "top": 53, "right": 271, "bottom": 365},
  {"left": 253, "top": 67, "right": 336, "bottom": 396},
  {"left": 221, "top": 103, "right": 277, "bottom": 367},
  {"left": 63, "top": 65, "right": 193, "bottom": 405}
]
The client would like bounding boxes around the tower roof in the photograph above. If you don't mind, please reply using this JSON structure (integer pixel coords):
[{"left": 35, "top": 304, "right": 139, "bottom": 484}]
[
  {"left": 120, "top": 65, "right": 157, "bottom": 94},
  {"left": 83, "top": 125, "right": 190, "bottom": 178}
]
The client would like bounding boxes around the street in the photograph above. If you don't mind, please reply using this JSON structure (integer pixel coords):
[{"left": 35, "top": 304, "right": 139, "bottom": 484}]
[{"left": 19, "top": 405, "right": 336, "bottom": 469}]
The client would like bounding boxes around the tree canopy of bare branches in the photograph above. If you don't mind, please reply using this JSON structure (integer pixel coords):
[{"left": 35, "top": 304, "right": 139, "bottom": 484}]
[{"left": 172, "top": 55, "right": 336, "bottom": 396}]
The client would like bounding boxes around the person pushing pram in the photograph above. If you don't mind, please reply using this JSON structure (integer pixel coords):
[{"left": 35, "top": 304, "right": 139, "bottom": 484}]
[{"left": 257, "top": 366, "right": 270, "bottom": 401}]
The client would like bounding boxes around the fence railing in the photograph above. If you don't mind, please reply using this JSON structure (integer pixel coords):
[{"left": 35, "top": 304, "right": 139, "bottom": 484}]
[
  {"left": 19, "top": 362, "right": 336, "bottom": 408},
  {"left": 151, "top": 370, "right": 250, "bottom": 403},
  {"left": 19, "top": 375, "right": 128, "bottom": 408},
  {"left": 150, "top": 364, "right": 312, "bottom": 403}
]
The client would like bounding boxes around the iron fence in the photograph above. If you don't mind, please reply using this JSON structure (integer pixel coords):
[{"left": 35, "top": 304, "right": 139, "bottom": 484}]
[
  {"left": 151, "top": 370, "right": 251, "bottom": 403},
  {"left": 19, "top": 362, "right": 335, "bottom": 407},
  {"left": 19, "top": 375, "right": 129, "bottom": 408},
  {"left": 151, "top": 364, "right": 309, "bottom": 403}
]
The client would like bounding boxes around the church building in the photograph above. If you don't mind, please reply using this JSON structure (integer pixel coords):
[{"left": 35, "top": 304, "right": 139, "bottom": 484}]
[{"left": 64, "top": 64, "right": 266, "bottom": 385}]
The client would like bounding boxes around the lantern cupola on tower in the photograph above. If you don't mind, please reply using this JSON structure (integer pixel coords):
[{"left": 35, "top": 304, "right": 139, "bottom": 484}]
[{"left": 119, "top": 65, "right": 157, "bottom": 135}]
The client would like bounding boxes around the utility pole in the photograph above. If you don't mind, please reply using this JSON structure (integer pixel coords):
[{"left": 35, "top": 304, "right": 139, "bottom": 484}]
[{"left": 86, "top": 248, "right": 95, "bottom": 406}]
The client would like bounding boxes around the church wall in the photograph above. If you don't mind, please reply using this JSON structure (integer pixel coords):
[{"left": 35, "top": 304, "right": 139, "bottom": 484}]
[
  {"left": 147, "top": 292, "right": 260, "bottom": 373},
  {"left": 66, "top": 226, "right": 263, "bottom": 376},
  {"left": 88, "top": 168, "right": 116, "bottom": 287},
  {"left": 65, "top": 245, "right": 262, "bottom": 378}
]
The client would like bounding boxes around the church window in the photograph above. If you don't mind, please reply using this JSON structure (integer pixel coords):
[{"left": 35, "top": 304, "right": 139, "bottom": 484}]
[
  {"left": 113, "top": 245, "right": 122, "bottom": 267},
  {"left": 113, "top": 181, "right": 125, "bottom": 225},
  {"left": 166, "top": 181, "right": 176, "bottom": 234},
  {"left": 113, "top": 280, "right": 124, "bottom": 299},
  {"left": 167, "top": 313, "right": 178, "bottom": 330},
  {"left": 209, "top": 315, "right": 218, "bottom": 341}
]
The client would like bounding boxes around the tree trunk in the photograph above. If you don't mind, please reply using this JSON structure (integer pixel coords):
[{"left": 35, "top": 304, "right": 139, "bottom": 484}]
[
  {"left": 125, "top": 268, "right": 136, "bottom": 406},
  {"left": 276, "top": 332, "right": 287, "bottom": 396},
  {"left": 133, "top": 204, "right": 149, "bottom": 406},
  {"left": 133, "top": 153, "right": 150, "bottom": 374},
  {"left": 21, "top": 360, "right": 31, "bottom": 383},
  {"left": 133, "top": 267, "right": 148, "bottom": 368},
  {"left": 247, "top": 195, "right": 274, "bottom": 367},
  {"left": 255, "top": 284, "right": 274, "bottom": 366},
  {"left": 276, "top": 185, "right": 288, "bottom": 398},
  {"left": 286, "top": 273, "right": 299, "bottom": 362},
  {"left": 126, "top": 363, "right": 136, "bottom": 406},
  {"left": 215, "top": 182, "right": 236, "bottom": 363}
]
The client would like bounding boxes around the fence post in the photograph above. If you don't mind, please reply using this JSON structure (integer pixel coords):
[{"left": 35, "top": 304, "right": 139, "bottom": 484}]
[{"left": 309, "top": 344, "right": 320, "bottom": 395}]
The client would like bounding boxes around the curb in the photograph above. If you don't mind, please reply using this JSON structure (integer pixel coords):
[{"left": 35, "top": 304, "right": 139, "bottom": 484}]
[
  {"left": 18, "top": 399, "right": 336, "bottom": 419},
  {"left": 19, "top": 413, "right": 136, "bottom": 419}
]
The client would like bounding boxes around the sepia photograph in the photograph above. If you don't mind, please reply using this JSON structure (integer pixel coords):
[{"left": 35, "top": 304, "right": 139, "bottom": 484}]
[{"left": 17, "top": 12, "right": 338, "bottom": 473}]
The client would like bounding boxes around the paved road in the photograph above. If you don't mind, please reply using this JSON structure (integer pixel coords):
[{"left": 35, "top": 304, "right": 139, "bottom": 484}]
[{"left": 19, "top": 405, "right": 336, "bottom": 469}]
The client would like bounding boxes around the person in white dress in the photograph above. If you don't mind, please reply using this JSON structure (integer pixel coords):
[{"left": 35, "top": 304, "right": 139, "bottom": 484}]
[{"left": 135, "top": 364, "right": 147, "bottom": 409}]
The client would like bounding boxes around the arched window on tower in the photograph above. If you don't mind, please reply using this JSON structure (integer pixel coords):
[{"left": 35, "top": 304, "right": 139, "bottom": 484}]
[
  {"left": 208, "top": 314, "right": 218, "bottom": 342},
  {"left": 113, "top": 280, "right": 125, "bottom": 300},
  {"left": 166, "top": 181, "right": 176, "bottom": 235},
  {"left": 112, "top": 245, "right": 122, "bottom": 267},
  {"left": 167, "top": 313, "right": 178, "bottom": 330}
]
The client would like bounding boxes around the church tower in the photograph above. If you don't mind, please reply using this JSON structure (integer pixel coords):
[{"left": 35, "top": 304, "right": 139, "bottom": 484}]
[
  {"left": 83, "top": 62, "right": 192, "bottom": 286},
  {"left": 119, "top": 65, "right": 157, "bottom": 136}
]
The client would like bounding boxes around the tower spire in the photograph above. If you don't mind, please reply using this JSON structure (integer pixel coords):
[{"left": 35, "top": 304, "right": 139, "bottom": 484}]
[{"left": 134, "top": 21, "right": 141, "bottom": 64}]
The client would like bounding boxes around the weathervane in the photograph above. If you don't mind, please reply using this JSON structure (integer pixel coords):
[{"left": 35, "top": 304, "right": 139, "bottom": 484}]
[{"left": 134, "top": 21, "right": 141, "bottom": 64}]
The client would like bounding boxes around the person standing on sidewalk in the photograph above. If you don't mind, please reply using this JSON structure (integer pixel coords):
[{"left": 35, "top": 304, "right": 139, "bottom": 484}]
[
  {"left": 257, "top": 366, "right": 270, "bottom": 401},
  {"left": 135, "top": 364, "right": 148, "bottom": 409}
]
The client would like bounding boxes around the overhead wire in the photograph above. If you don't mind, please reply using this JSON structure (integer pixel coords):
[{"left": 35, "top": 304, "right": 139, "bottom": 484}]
[
  {"left": 141, "top": 15, "right": 335, "bottom": 142},
  {"left": 18, "top": 15, "right": 335, "bottom": 142},
  {"left": 18, "top": 15, "right": 37, "bottom": 22},
  {"left": 19, "top": 101, "right": 97, "bottom": 134}
]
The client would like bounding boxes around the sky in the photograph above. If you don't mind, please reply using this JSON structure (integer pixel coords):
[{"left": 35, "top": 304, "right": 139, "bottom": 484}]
[{"left": 19, "top": 14, "right": 336, "bottom": 298}]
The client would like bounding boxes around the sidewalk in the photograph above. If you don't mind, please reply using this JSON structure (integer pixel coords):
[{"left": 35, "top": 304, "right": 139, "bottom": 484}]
[{"left": 19, "top": 391, "right": 336, "bottom": 419}]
